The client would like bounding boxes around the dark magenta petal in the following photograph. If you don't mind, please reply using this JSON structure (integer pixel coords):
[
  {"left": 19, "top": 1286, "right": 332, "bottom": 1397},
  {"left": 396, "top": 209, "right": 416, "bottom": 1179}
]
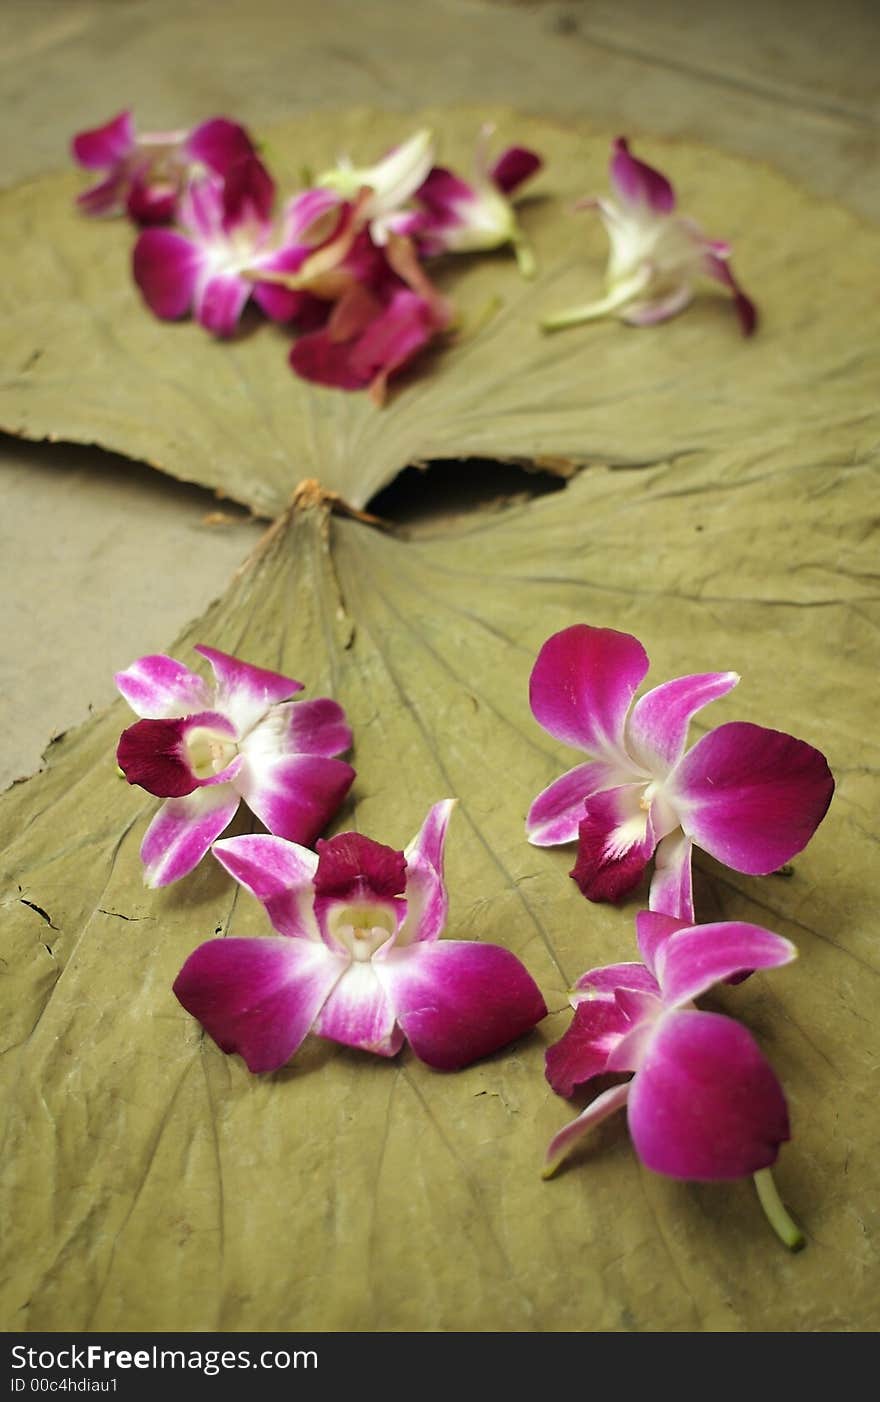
[
  {"left": 185, "top": 117, "right": 258, "bottom": 174},
  {"left": 221, "top": 151, "right": 276, "bottom": 226},
  {"left": 529, "top": 624, "right": 649, "bottom": 756},
  {"left": 627, "top": 1009, "right": 790, "bottom": 1180},
  {"left": 571, "top": 785, "right": 655, "bottom": 903},
  {"left": 414, "top": 165, "right": 473, "bottom": 214},
  {"left": 132, "top": 228, "right": 201, "bottom": 319},
  {"left": 117, "top": 717, "right": 197, "bottom": 797},
  {"left": 289, "top": 329, "right": 372, "bottom": 390},
  {"left": 173, "top": 936, "right": 343, "bottom": 1073},
  {"left": 610, "top": 137, "right": 675, "bottom": 213},
  {"left": 490, "top": 145, "right": 542, "bottom": 195},
  {"left": 314, "top": 832, "right": 407, "bottom": 900},
  {"left": 126, "top": 178, "right": 178, "bottom": 225},
  {"left": 703, "top": 252, "right": 758, "bottom": 336},
  {"left": 237, "top": 754, "right": 355, "bottom": 847},
  {"left": 656, "top": 921, "right": 796, "bottom": 1007},
  {"left": 71, "top": 110, "right": 134, "bottom": 169},
  {"left": 669, "top": 721, "right": 835, "bottom": 875},
  {"left": 378, "top": 941, "right": 547, "bottom": 1071},
  {"left": 545, "top": 998, "right": 633, "bottom": 1098}
]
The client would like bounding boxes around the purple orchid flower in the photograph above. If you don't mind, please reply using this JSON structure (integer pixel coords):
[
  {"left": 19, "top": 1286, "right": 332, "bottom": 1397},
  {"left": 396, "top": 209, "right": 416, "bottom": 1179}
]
[
  {"left": 389, "top": 124, "right": 542, "bottom": 276},
  {"left": 131, "top": 155, "right": 307, "bottom": 338},
  {"left": 315, "top": 129, "right": 436, "bottom": 246},
  {"left": 542, "top": 136, "right": 756, "bottom": 334},
  {"left": 71, "top": 110, "right": 269, "bottom": 225},
  {"left": 526, "top": 625, "right": 834, "bottom": 920},
  {"left": 115, "top": 647, "right": 354, "bottom": 887},
  {"left": 173, "top": 801, "right": 547, "bottom": 1071}
]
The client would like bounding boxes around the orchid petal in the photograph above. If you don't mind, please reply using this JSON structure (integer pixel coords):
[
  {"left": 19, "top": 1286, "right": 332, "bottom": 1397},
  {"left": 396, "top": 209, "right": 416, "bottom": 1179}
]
[
  {"left": 192, "top": 270, "right": 252, "bottom": 337},
  {"left": 184, "top": 117, "right": 257, "bottom": 175},
  {"left": 117, "top": 711, "right": 239, "bottom": 797},
  {"left": 545, "top": 998, "right": 634, "bottom": 1097},
  {"left": 648, "top": 832, "right": 695, "bottom": 922},
  {"left": 140, "top": 785, "right": 240, "bottom": 888},
  {"left": 627, "top": 1009, "right": 790, "bottom": 1180},
  {"left": 115, "top": 653, "right": 209, "bottom": 718},
  {"left": 377, "top": 940, "right": 547, "bottom": 1070},
  {"left": 525, "top": 759, "right": 631, "bottom": 847},
  {"left": 311, "top": 831, "right": 407, "bottom": 951},
  {"left": 132, "top": 229, "right": 202, "bottom": 320},
  {"left": 173, "top": 936, "right": 343, "bottom": 1073},
  {"left": 193, "top": 645, "right": 303, "bottom": 735},
  {"left": 283, "top": 187, "right": 345, "bottom": 241},
  {"left": 126, "top": 177, "right": 178, "bottom": 225},
  {"left": 635, "top": 909, "right": 691, "bottom": 975},
  {"left": 235, "top": 753, "right": 356, "bottom": 846},
  {"left": 71, "top": 110, "right": 135, "bottom": 169},
  {"left": 703, "top": 252, "right": 758, "bottom": 336},
  {"left": 571, "top": 785, "right": 655, "bottom": 903},
  {"left": 627, "top": 671, "right": 740, "bottom": 773},
  {"left": 397, "top": 799, "right": 454, "bottom": 946},
  {"left": 620, "top": 283, "right": 694, "bottom": 326},
  {"left": 610, "top": 137, "right": 675, "bottom": 214},
  {"left": 543, "top": 1083, "right": 631, "bottom": 1179},
  {"left": 669, "top": 721, "right": 834, "bottom": 875},
  {"left": 528, "top": 624, "right": 649, "bottom": 759},
  {"left": 212, "top": 834, "right": 320, "bottom": 941},
  {"left": 280, "top": 697, "right": 353, "bottom": 759},
  {"left": 571, "top": 961, "right": 660, "bottom": 1003},
  {"left": 656, "top": 921, "right": 797, "bottom": 1008},
  {"left": 76, "top": 172, "right": 128, "bottom": 217},
  {"left": 490, "top": 145, "right": 542, "bottom": 195},
  {"left": 312, "top": 961, "right": 403, "bottom": 1057}
]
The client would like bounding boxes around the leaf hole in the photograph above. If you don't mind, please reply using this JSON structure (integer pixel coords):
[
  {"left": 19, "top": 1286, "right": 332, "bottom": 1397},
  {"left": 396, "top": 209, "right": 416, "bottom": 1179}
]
[{"left": 368, "top": 457, "right": 569, "bottom": 534}]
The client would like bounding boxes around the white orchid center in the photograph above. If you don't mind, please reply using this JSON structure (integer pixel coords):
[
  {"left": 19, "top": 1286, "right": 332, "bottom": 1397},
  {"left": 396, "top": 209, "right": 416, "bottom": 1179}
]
[
  {"left": 185, "top": 725, "right": 238, "bottom": 779},
  {"left": 331, "top": 904, "right": 397, "bottom": 962}
]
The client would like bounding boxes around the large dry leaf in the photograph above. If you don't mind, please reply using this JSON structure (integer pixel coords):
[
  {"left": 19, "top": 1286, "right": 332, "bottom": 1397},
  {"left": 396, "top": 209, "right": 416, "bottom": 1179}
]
[
  {"left": 0, "top": 107, "right": 876, "bottom": 513},
  {"left": 1, "top": 111, "right": 879, "bottom": 1331}
]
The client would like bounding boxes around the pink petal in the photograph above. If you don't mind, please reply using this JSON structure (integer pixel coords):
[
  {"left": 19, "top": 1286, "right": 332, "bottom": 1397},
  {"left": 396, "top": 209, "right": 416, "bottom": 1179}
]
[
  {"left": 648, "top": 832, "right": 695, "bottom": 922},
  {"left": 283, "top": 187, "right": 345, "bottom": 241},
  {"left": 490, "top": 145, "right": 542, "bottom": 195},
  {"left": 250, "top": 243, "right": 312, "bottom": 323},
  {"left": 193, "top": 270, "right": 252, "bottom": 337},
  {"left": 133, "top": 228, "right": 201, "bottom": 320},
  {"left": 610, "top": 137, "right": 675, "bottom": 214},
  {"left": 669, "top": 721, "right": 835, "bottom": 875},
  {"left": 656, "top": 921, "right": 797, "bottom": 1008},
  {"left": 141, "top": 785, "right": 240, "bottom": 888},
  {"left": 289, "top": 327, "right": 372, "bottom": 392},
  {"left": 312, "top": 961, "right": 403, "bottom": 1057},
  {"left": 526, "top": 758, "right": 631, "bottom": 847},
  {"left": 71, "top": 110, "right": 135, "bottom": 169},
  {"left": 283, "top": 697, "right": 353, "bottom": 758},
  {"left": 185, "top": 117, "right": 258, "bottom": 175},
  {"left": 126, "top": 177, "right": 178, "bottom": 225},
  {"left": 115, "top": 653, "right": 210, "bottom": 718},
  {"left": 220, "top": 152, "right": 275, "bottom": 226},
  {"left": 704, "top": 252, "right": 758, "bottom": 336},
  {"left": 117, "top": 711, "right": 239, "bottom": 797},
  {"left": 212, "top": 833, "right": 320, "bottom": 940},
  {"left": 627, "top": 672, "right": 740, "bottom": 773},
  {"left": 545, "top": 998, "right": 633, "bottom": 1098},
  {"left": 397, "top": 800, "right": 454, "bottom": 945},
  {"left": 543, "top": 1083, "right": 631, "bottom": 1179},
  {"left": 571, "top": 961, "right": 660, "bottom": 1002},
  {"left": 236, "top": 753, "right": 356, "bottom": 846},
  {"left": 627, "top": 1009, "right": 790, "bottom": 1180},
  {"left": 347, "top": 286, "right": 445, "bottom": 401},
  {"left": 571, "top": 785, "right": 655, "bottom": 903},
  {"left": 635, "top": 909, "right": 691, "bottom": 976},
  {"left": 377, "top": 940, "right": 547, "bottom": 1071},
  {"left": 173, "top": 936, "right": 343, "bottom": 1073},
  {"left": 620, "top": 284, "right": 693, "bottom": 326},
  {"left": 193, "top": 645, "right": 302, "bottom": 735},
  {"left": 528, "top": 624, "right": 649, "bottom": 758},
  {"left": 76, "top": 172, "right": 128, "bottom": 217}
]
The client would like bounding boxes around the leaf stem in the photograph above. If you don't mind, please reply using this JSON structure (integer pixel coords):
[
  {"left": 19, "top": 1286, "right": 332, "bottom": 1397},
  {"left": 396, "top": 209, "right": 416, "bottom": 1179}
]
[{"left": 753, "top": 1169, "right": 805, "bottom": 1251}]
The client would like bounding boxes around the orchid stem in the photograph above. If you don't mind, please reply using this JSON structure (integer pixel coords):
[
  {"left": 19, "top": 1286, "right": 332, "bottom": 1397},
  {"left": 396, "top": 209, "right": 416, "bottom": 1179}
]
[
  {"left": 514, "top": 236, "right": 536, "bottom": 279},
  {"left": 753, "top": 1169, "right": 805, "bottom": 1251}
]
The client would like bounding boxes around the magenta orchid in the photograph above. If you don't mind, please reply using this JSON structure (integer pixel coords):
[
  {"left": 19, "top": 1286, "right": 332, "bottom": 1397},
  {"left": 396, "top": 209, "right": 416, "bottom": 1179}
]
[
  {"left": 390, "top": 125, "right": 542, "bottom": 276},
  {"left": 543, "top": 910, "right": 802, "bottom": 1245},
  {"left": 115, "top": 647, "right": 354, "bottom": 887},
  {"left": 526, "top": 625, "right": 834, "bottom": 920},
  {"left": 173, "top": 801, "right": 547, "bottom": 1071},
  {"left": 542, "top": 137, "right": 756, "bottom": 334},
  {"left": 71, "top": 110, "right": 269, "bottom": 225}
]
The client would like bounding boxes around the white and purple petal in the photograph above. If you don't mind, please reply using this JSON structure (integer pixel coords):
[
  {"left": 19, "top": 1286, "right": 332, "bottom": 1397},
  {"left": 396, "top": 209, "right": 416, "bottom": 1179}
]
[
  {"left": 627, "top": 1009, "right": 790, "bottom": 1180},
  {"left": 526, "top": 758, "right": 631, "bottom": 847},
  {"left": 140, "top": 784, "right": 240, "bottom": 888},
  {"left": 610, "top": 137, "right": 675, "bottom": 214},
  {"left": 377, "top": 940, "right": 547, "bottom": 1071},
  {"left": 117, "top": 711, "right": 240, "bottom": 797},
  {"left": 397, "top": 799, "right": 454, "bottom": 946},
  {"left": 545, "top": 998, "right": 634, "bottom": 1098},
  {"left": 212, "top": 833, "right": 320, "bottom": 940},
  {"left": 648, "top": 831, "right": 695, "bottom": 923},
  {"left": 669, "top": 721, "right": 835, "bottom": 875},
  {"left": 635, "top": 908, "right": 691, "bottom": 976},
  {"left": 655, "top": 921, "right": 797, "bottom": 1008},
  {"left": 193, "top": 645, "right": 303, "bottom": 735},
  {"left": 192, "top": 270, "right": 252, "bottom": 338},
  {"left": 173, "top": 935, "right": 343, "bottom": 1073},
  {"left": 571, "top": 785, "right": 655, "bottom": 904},
  {"left": 543, "top": 1083, "right": 631, "bottom": 1179},
  {"left": 235, "top": 753, "right": 355, "bottom": 847},
  {"left": 133, "top": 229, "right": 202, "bottom": 320},
  {"left": 115, "top": 652, "right": 210, "bottom": 719},
  {"left": 312, "top": 960, "right": 403, "bottom": 1057},
  {"left": 626, "top": 671, "right": 739, "bottom": 773},
  {"left": 529, "top": 624, "right": 649, "bottom": 759}
]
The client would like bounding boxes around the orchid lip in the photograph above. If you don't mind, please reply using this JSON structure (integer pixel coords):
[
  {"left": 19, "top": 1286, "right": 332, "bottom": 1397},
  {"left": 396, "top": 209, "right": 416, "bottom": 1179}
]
[
  {"left": 184, "top": 724, "right": 239, "bottom": 779},
  {"left": 329, "top": 903, "right": 397, "bottom": 960}
]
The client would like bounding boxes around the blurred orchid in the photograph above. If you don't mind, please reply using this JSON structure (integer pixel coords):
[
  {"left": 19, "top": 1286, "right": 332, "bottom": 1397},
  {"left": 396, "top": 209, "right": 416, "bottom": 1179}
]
[
  {"left": 391, "top": 125, "right": 542, "bottom": 276},
  {"left": 71, "top": 110, "right": 270, "bottom": 225},
  {"left": 526, "top": 625, "right": 834, "bottom": 920},
  {"left": 116, "top": 646, "right": 354, "bottom": 887},
  {"left": 543, "top": 910, "right": 802, "bottom": 1246},
  {"left": 316, "top": 129, "right": 436, "bottom": 245},
  {"left": 542, "top": 137, "right": 756, "bottom": 334},
  {"left": 174, "top": 801, "right": 547, "bottom": 1070}
]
